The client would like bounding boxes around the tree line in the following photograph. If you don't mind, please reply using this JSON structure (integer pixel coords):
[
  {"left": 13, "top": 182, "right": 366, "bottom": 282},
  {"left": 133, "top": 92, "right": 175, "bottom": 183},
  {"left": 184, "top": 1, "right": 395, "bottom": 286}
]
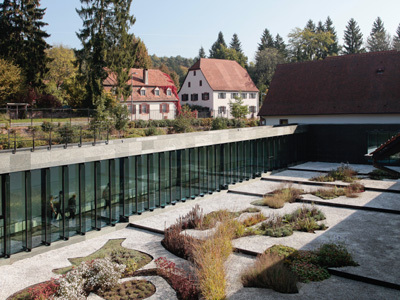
[
  {"left": 0, "top": 0, "right": 153, "bottom": 119},
  {"left": 201, "top": 16, "right": 400, "bottom": 97}
]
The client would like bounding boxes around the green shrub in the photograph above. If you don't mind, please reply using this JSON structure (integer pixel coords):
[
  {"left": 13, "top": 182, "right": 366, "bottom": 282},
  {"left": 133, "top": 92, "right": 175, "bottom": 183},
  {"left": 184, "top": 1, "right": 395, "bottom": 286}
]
[
  {"left": 316, "top": 243, "right": 359, "bottom": 268},
  {"left": 133, "top": 119, "right": 148, "bottom": 128},
  {"left": 211, "top": 117, "right": 228, "bottom": 130},
  {"left": 144, "top": 127, "right": 164, "bottom": 136},
  {"left": 41, "top": 121, "right": 56, "bottom": 132},
  {"left": 369, "top": 169, "right": 399, "bottom": 180}
]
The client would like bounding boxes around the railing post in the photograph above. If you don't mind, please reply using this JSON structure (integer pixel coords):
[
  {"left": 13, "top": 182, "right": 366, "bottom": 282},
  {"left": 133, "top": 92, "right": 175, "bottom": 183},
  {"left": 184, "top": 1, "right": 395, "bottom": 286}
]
[
  {"left": 12, "top": 131, "right": 16, "bottom": 154},
  {"left": 93, "top": 125, "right": 96, "bottom": 146},
  {"left": 31, "top": 130, "right": 35, "bottom": 152},
  {"left": 64, "top": 126, "right": 68, "bottom": 149},
  {"left": 79, "top": 127, "right": 82, "bottom": 147},
  {"left": 48, "top": 129, "right": 52, "bottom": 150},
  {"left": 106, "top": 126, "right": 109, "bottom": 144}
]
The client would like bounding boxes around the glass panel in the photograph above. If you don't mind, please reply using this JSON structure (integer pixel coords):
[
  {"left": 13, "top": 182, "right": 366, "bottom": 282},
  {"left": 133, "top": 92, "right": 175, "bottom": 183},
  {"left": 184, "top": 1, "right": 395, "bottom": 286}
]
[
  {"left": 224, "top": 143, "right": 231, "bottom": 186},
  {"left": 159, "top": 152, "right": 169, "bottom": 206},
  {"left": 190, "top": 148, "right": 199, "bottom": 198},
  {"left": 170, "top": 151, "right": 179, "bottom": 202},
  {"left": 137, "top": 155, "right": 147, "bottom": 212},
  {"left": 127, "top": 157, "right": 136, "bottom": 214},
  {"left": 111, "top": 159, "right": 120, "bottom": 224},
  {"left": 231, "top": 143, "right": 238, "bottom": 184},
  {"left": 148, "top": 153, "right": 157, "bottom": 209},
  {"left": 30, "top": 170, "right": 42, "bottom": 249},
  {"left": 9, "top": 173, "right": 25, "bottom": 254},
  {"left": 84, "top": 162, "right": 95, "bottom": 232},
  {"left": 237, "top": 142, "right": 244, "bottom": 182},
  {"left": 48, "top": 167, "right": 63, "bottom": 243},
  {"left": 181, "top": 149, "right": 190, "bottom": 200},
  {"left": 208, "top": 146, "right": 215, "bottom": 192},
  {"left": 198, "top": 147, "right": 207, "bottom": 196},
  {"left": 97, "top": 160, "right": 109, "bottom": 228},
  {"left": 65, "top": 165, "right": 79, "bottom": 236},
  {"left": 245, "top": 141, "right": 252, "bottom": 179}
]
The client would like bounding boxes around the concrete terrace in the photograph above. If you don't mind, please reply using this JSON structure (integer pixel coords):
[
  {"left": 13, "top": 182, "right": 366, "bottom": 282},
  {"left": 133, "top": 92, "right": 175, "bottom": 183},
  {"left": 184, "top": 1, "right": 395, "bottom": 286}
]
[{"left": 1, "top": 162, "right": 399, "bottom": 299}]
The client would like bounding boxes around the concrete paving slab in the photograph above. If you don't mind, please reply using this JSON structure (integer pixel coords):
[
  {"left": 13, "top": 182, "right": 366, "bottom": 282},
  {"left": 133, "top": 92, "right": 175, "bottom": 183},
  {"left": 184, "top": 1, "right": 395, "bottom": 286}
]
[{"left": 289, "top": 162, "right": 400, "bottom": 175}]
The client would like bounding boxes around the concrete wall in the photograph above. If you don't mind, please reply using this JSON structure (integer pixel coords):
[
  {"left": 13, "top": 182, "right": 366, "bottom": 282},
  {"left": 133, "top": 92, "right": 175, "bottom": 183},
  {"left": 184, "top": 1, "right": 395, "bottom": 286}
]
[
  {"left": 0, "top": 125, "right": 306, "bottom": 175},
  {"left": 261, "top": 114, "right": 400, "bottom": 125}
]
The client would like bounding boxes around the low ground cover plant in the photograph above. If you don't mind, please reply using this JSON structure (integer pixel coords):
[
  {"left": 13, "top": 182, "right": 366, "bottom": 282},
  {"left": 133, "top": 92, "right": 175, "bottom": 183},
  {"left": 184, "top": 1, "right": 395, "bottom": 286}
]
[
  {"left": 310, "top": 164, "right": 358, "bottom": 183},
  {"left": 97, "top": 279, "right": 155, "bottom": 300},
  {"left": 242, "top": 243, "right": 358, "bottom": 293},
  {"left": 258, "top": 206, "right": 327, "bottom": 237},
  {"left": 254, "top": 185, "right": 304, "bottom": 208},
  {"left": 312, "top": 182, "right": 365, "bottom": 199},
  {"left": 53, "top": 239, "right": 152, "bottom": 276}
]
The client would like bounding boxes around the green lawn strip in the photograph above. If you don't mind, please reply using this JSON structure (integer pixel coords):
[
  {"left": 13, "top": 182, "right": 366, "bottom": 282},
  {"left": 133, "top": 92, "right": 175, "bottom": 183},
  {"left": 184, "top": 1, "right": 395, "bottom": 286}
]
[{"left": 52, "top": 238, "right": 152, "bottom": 276}]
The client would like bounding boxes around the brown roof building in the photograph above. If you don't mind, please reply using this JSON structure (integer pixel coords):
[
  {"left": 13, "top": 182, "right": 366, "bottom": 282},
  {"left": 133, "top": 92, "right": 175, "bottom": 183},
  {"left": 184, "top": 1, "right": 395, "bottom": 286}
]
[
  {"left": 179, "top": 58, "right": 259, "bottom": 118},
  {"left": 258, "top": 51, "right": 400, "bottom": 125},
  {"left": 104, "top": 68, "right": 179, "bottom": 120}
]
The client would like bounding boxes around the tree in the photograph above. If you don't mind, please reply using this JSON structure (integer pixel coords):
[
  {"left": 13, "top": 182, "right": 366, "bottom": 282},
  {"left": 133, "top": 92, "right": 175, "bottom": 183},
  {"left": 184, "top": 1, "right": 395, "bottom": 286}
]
[
  {"left": 343, "top": 18, "right": 365, "bottom": 54},
  {"left": 45, "top": 45, "right": 77, "bottom": 101},
  {"left": 229, "top": 96, "right": 249, "bottom": 119},
  {"left": 76, "top": 0, "right": 113, "bottom": 108},
  {"left": 324, "top": 16, "right": 340, "bottom": 57},
  {"left": 230, "top": 33, "right": 243, "bottom": 53},
  {"left": 62, "top": 74, "right": 88, "bottom": 108},
  {"left": 367, "top": 17, "right": 391, "bottom": 52},
  {"left": 214, "top": 46, "right": 248, "bottom": 67},
  {"left": 253, "top": 48, "right": 285, "bottom": 89},
  {"left": 258, "top": 28, "right": 274, "bottom": 51},
  {"left": 132, "top": 38, "right": 152, "bottom": 69},
  {"left": 159, "top": 64, "right": 180, "bottom": 89},
  {"left": 198, "top": 46, "right": 206, "bottom": 59},
  {"left": 392, "top": 24, "right": 400, "bottom": 51},
  {"left": 288, "top": 27, "right": 334, "bottom": 61},
  {"left": 273, "top": 34, "right": 288, "bottom": 58},
  {"left": 305, "top": 19, "right": 316, "bottom": 32},
  {"left": 0, "top": 0, "right": 50, "bottom": 89},
  {"left": 209, "top": 31, "right": 227, "bottom": 58},
  {"left": 108, "top": 0, "right": 136, "bottom": 102},
  {"left": 0, "top": 58, "right": 24, "bottom": 105}
]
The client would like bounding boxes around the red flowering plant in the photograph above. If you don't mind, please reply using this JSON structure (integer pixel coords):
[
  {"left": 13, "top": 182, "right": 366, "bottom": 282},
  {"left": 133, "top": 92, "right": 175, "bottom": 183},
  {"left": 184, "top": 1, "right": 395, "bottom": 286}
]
[
  {"left": 155, "top": 257, "right": 199, "bottom": 300},
  {"left": 27, "top": 278, "right": 60, "bottom": 300}
]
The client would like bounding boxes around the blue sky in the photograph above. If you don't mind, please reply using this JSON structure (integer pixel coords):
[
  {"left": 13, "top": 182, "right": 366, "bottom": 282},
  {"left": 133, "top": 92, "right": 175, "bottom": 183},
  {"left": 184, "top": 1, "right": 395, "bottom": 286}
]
[{"left": 41, "top": 0, "right": 400, "bottom": 62}]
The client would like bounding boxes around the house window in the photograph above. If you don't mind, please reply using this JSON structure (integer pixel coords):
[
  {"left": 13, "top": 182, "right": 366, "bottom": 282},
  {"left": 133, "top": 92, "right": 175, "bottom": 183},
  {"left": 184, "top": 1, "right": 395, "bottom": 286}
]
[
  {"left": 181, "top": 94, "right": 188, "bottom": 101},
  {"left": 140, "top": 88, "right": 146, "bottom": 96},
  {"left": 140, "top": 104, "right": 149, "bottom": 114},
  {"left": 191, "top": 93, "right": 198, "bottom": 101},
  {"left": 218, "top": 106, "right": 226, "bottom": 114},
  {"left": 188, "top": 82, "right": 191, "bottom": 88},
  {"left": 154, "top": 89, "right": 160, "bottom": 96},
  {"left": 279, "top": 119, "right": 288, "bottom": 125},
  {"left": 160, "top": 103, "right": 169, "bottom": 113},
  {"left": 249, "top": 106, "right": 256, "bottom": 113},
  {"left": 199, "top": 80, "right": 202, "bottom": 86},
  {"left": 194, "top": 70, "right": 196, "bottom": 76},
  {"left": 202, "top": 93, "right": 209, "bottom": 100},
  {"left": 231, "top": 92, "right": 239, "bottom": 99},
  {"left": 249, "top": 93, "right": 257, "bottom": 99},
  {"left": 167, "top": 89, "right": 172, "bottom": 96},
  {"left": 241, "top": 93, "right": 247, "bottom": 99},
  {"left": 218, "top": 92, "right": 226, "bottom": 99}
]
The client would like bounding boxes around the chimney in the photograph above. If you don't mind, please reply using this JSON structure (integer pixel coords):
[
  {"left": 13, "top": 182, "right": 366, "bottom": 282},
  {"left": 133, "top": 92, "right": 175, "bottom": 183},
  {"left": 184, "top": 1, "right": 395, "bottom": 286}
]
[{"left": 143, "top": 69, "right": 148, "bottom": 85}]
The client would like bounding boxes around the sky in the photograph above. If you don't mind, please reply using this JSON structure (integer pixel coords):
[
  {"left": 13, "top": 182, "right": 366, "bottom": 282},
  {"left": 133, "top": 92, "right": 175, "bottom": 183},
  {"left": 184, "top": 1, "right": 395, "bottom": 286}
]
[{"left": 41, "top": 0, "right": 400, "bottom": 62}]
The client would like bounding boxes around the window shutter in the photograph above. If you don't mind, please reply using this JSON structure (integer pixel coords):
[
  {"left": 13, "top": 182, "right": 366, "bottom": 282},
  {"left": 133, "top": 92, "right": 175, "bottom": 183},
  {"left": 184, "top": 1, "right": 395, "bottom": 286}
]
[
  {"left": 139, "top": 104, "right": 142, "bottom": 114},
  {"left": 146, "top": 104, "right": 150, "bottom": 112},
  {"left": 167, "top": 104, "right": 170, "bottom": 113},
  {"left": 160, "top": 104, "right": 162, "bottom": 113}
]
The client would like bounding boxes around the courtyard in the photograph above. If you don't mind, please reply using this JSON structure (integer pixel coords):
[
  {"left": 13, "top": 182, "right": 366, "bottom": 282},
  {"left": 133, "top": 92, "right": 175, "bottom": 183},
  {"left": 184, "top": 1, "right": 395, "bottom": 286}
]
[{"left": 0, "top": 162, "right": 399, "bottom": 299}]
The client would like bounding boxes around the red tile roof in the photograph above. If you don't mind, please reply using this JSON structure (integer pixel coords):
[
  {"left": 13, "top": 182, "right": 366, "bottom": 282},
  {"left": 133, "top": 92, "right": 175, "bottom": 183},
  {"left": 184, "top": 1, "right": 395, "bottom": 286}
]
[
  {"left": 258, "top": 51, "right": 400, "bottom": 116},
  {"left": 104, "top": 68, "right": 178, "bottom": 102},
  {"left": 189, "top": 58, "right": 258, "bottom": 92}
]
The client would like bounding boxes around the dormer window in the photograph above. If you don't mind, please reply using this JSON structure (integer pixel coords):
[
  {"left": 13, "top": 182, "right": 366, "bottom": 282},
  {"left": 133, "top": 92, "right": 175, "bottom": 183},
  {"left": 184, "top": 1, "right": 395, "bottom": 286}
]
[
  {"left": 140, "top": 87, "right": 146, "bottom": 96},
  {"left": 166, "top": 88, "right": 172, "bottom": 96},
  {"left": 154, "top": 88, "right": 160, "bottom": 96}
]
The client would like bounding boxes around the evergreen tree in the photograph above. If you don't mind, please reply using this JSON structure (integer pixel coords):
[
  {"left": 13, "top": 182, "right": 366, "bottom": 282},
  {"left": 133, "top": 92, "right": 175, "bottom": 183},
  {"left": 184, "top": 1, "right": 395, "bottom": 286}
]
[
  {"left": 324, "top": 16, "right": 340, "bottom": 56},
  {"left": 273, "top": 34, "right": 287, "bottom": 58},
  {"left": 132, "top": 38, "right": 152, "bottom": 69},
  {"left": 393, "top": 24, "right": 400, "bottom": 51},
  {"left": 0, "top": 0, "right": 50, "bottom": 89},
  {"left": 76, "top": 0, "right": 113, "bottom": 108},
  {"left": 305, "top": 19, "right": 316, "bottom": 32},
  {"left": 230, "top": 33, "right": 243, "bottom": 53},
  {"left": 367, "top": 17, "right": 391, "bottom": 52},
  {"left": 198, "top": 46, "right": 206, "bottom": 59},
  {"left": 108, "top": 0, "right": 136, "bottom": 102},
  {"left": 317, "top": 21, "right": 325, "bottom": 33},
  {"left": 343, "top": 18, "right": 365, "bottom": 54},
  {"left": 209, "top": 31, "right": 227, "bottom": 58},
  {"left": 258, "top": 28, "right": 274, "bottom": 51}
]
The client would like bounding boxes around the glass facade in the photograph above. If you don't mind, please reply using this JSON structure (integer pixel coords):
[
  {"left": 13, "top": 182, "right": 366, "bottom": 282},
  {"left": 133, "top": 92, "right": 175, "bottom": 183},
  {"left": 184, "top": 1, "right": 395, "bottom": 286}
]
[{"left": 0, "top": 133, "right": 307, "bottom": 258}]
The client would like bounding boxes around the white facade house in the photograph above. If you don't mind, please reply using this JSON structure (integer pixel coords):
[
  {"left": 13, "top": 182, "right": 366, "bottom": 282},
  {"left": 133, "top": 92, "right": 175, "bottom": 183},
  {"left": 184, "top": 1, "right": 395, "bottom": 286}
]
[
  {"left": 179, "top": 58, "right": 259, "bottom": 118},
  {"left": 104, "top": 68, "right": 179, "bottom": 120}
]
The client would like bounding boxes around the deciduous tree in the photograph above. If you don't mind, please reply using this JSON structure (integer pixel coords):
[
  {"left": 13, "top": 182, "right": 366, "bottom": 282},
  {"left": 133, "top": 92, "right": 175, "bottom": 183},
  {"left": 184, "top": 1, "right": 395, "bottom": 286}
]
[{"left": 0, "top": 58, "right": 25, "bottom": 105}]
